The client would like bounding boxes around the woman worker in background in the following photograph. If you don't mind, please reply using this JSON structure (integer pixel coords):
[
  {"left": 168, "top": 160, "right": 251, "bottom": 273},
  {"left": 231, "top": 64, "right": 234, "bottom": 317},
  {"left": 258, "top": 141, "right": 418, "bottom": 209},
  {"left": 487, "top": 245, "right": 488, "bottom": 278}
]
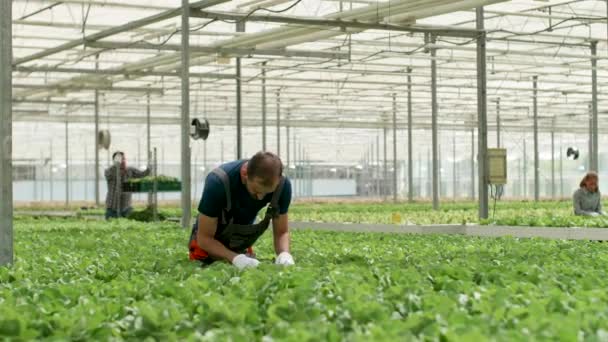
[{"left": 573, "top": 171, "right": 606, "bottom": 217}]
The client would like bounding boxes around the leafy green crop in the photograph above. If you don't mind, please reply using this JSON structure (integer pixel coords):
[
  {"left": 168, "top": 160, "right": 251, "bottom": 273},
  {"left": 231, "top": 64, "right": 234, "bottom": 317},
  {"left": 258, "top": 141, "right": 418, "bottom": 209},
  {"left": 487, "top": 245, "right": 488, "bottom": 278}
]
[
  {"left": 3, "top": 218, "right": 608, "bottom": 340},
  {"left": 287, "top": 201, "right": 608, "bottom": 228},
  {"left": 126, "top": 206, "right": 168, "bottom": 222},
  {"left": 16, "top": 200, "right": 608, "bottom": 228}
]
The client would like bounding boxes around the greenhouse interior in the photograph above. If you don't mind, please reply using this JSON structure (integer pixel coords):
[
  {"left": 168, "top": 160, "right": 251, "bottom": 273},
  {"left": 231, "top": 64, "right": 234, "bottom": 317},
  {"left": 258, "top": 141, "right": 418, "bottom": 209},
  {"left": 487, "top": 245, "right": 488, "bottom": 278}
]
[{"left": 2, "top": 0, "right": 608, "bottom": 339}]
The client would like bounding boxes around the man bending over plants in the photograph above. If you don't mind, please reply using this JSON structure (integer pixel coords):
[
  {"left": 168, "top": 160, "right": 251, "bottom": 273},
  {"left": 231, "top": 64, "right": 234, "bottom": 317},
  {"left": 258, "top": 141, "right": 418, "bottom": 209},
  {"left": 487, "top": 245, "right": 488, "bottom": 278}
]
[{"left": 188, "top": 151, "right": 294, "bottom": 269}]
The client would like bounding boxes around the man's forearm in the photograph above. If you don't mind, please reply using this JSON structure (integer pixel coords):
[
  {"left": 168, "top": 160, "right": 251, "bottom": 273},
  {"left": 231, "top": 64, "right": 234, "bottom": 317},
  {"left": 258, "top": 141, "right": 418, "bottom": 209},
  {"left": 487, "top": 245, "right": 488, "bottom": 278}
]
[
  {"left": 198, "top": 236, "right": 238, "bottom": 262},
  {"left": 274, "top": 231, "right": 290, "bottom": 255}
]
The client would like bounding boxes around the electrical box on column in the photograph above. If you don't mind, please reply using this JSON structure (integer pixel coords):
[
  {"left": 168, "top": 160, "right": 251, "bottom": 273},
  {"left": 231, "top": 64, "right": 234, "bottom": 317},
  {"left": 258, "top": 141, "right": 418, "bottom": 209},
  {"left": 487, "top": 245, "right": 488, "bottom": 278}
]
[{"left": 487, "top": 148, "right": 507, "bottom": 185}]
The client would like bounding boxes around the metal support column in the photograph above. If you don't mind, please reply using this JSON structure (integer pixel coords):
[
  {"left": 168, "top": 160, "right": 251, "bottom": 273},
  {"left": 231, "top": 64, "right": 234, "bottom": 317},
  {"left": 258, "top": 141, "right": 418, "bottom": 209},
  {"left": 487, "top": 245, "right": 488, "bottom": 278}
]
[
  {"left": 146, "top": 92, "right": 152, "bottom": 208},
  {"left": 392, "top": 93, "right": 398, "bottom": 203},
  {"left": 0, "top": 0, "right": 13, "bottom": 266},
  {"left": 180, "top": 0, "right": 192, "bottom": 228},
  {"left": 50, "top": 140, "right": 54, "bottom": 202},
  {"left": 427, "top": 149, "right": 432, "bottom": 198},
  {"left": 203, "top": 140, "right": 207, "bottom": 180},
  {"left": 84, "top": 144, "right": 88, "bottom": 202},
  {"left": 471, "top": 129, "right": 475, "bottom": 200},
  {"left": 533, "top": 76, "right": 540, "bottom": 202},
  {"left": 407, "top": 68, "right": 414, "bottom": 202},
  {"left": 65, "top": 118, "right": 69, "bottom": 208},
  {"left": 560, "top": 135, "right": 564, "bottom": 199},
  {"left": 369, "top": 141, "right": 376, "bottom": 195},
  {"left": 523, "top": 139, "right": 528, "bottom": 198},
  {"left": 591, "top": 40, "right": 599, "bottom": 172},
  {"left": 383, "top": 126, "right": 388, "bottom": 201},
  {"left": 286, "top": 112, "right": 291, "bottom": 168},
  {"left": 453, "top": 135, "right": 457, "bottom": 200},
  {"left": 589, "top": 104, "right": 593, "bottom": 171},
  {"left": 496, "top": 98, "right": 501, "bottom": 148},
  {"left": 418, "top": 153, "right": 422, "bottom": 197},
  {"left": 376, "top": 134, "right": 380, "bottom": 197},
  {"left": 262, "top": 61, "right": 267, "bottom": 151},
  {"left": 292, "top": 134, "right": 296, "bottom": 179},
  {"left": 551, "top": 130, "right": 555, "bottom": 199},
  {"left": 94, "top": 54, "right": 100, "bottom": 206},
  {"left": 276, "top": 91, "right": 281, "bottom": 157},
  {"left": 147, "top": 93, "right": 151, "bottom": 162},
  {"left": 300, "top": 143, "right": 304, "bottom": 197},
  {"left": 518, "top": 158, "right": 522, "bottom": 197},
  {"left": 236, "top": 21, "right": 245, "bottom": 159},
  {"left": 476, "top": 7, "right": 489, "bottom": 218},
  {"left": 194, "top": 147, "right": 198, "bottom": 201},
  {"left": 430, "top": 34, "right": 439, "bottom": 210},
  {"left": 40, "top": 150, "right": 44, "bottom": 201}
]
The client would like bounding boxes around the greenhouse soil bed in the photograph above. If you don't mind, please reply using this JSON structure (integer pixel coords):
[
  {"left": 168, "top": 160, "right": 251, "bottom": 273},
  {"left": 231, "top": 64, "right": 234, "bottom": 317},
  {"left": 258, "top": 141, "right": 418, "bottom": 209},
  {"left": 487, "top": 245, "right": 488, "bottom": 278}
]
[{"left": 2, "top": 218, "right": 608, "bottom": 340}]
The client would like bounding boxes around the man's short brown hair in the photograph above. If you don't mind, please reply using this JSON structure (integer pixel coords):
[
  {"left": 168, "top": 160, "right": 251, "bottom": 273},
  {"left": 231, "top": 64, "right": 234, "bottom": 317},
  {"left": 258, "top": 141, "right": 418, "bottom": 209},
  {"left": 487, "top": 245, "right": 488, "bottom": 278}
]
[{"left": 247, "top": 152, "right": 283, "bottom": 186}]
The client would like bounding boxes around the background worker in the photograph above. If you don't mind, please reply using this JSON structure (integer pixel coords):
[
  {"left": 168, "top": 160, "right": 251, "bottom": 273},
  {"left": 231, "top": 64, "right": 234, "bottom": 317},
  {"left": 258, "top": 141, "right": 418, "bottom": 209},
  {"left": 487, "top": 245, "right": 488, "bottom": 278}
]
[
  {"left": 573, "top": 171, "right": 606, "bottom": 217},
  {"left": 104, "top": 151, "right": 151, "bottom": 219}
]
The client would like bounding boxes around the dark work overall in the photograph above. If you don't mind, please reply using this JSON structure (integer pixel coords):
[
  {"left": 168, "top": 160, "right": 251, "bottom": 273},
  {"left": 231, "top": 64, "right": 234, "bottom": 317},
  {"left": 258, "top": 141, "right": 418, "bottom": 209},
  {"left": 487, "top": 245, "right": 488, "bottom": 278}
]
[{"left": 189, "top": 168, "right": 285, "bottom": 264}]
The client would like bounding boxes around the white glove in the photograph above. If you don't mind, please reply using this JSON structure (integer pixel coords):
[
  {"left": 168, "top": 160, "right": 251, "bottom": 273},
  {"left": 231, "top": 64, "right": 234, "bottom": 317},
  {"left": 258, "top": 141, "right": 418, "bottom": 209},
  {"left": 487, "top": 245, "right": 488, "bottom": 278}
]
[
  {"left": 275, "top": 252, "right": 295, "bottom": 266},
  {"left": 232, "top": 254, "right": 260, "bottom": 270}
]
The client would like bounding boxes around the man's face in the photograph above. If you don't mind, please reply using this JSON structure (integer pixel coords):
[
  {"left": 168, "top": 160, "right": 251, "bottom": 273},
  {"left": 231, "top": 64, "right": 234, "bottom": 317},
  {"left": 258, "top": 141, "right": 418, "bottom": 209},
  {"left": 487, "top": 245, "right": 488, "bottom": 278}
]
[
  {"left": 116, "top": 153, "right": 127, "bottom": 169},
  {"left": 245, "top": 176, "right": 279, "bottom": 200}
]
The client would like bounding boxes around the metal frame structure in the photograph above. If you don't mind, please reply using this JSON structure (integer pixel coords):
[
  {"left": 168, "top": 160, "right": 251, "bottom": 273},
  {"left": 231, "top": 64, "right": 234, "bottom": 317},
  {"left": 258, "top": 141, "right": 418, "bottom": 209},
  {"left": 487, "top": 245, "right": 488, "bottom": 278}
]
[
  {"left": 4, "top": 0, "right": 608, "bottom": 232},
  {"left": 1, "top": 0, "right": 13, "bottom": 266}
]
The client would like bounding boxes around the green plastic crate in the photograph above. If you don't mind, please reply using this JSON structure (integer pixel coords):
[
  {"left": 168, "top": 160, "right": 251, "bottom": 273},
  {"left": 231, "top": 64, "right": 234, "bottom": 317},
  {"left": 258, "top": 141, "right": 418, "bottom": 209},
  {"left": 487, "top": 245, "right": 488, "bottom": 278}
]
[{"left": 123, "top": 181, "right": 182, "bottom": 193}]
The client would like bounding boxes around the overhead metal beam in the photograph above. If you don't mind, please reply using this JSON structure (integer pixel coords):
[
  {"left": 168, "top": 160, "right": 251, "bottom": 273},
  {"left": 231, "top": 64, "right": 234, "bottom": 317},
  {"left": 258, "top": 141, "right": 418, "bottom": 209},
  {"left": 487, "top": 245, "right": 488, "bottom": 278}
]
[
  {"left": 12, "top": 112, "right": 604, "bottom": 134},
  {"left": 13, "top": 84, "right": 164, "bottom": 94},
  {"left": 191, "top": 10, "right": 480, "bottom": 38},
  {"left": 0, "top": 0, "right": 13, "bottom": 267},
  {"left": 13, "top": 99, "right": 96, "bottom": 105},
  {"left": 87, "top": 41, "right": 348, "bottom": 60},
  {"left": 13, "top": 0, "right": 229, "bottom": 65},
  {"left": 14, "top": 66, "right": 235, "bottom": 80}
]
